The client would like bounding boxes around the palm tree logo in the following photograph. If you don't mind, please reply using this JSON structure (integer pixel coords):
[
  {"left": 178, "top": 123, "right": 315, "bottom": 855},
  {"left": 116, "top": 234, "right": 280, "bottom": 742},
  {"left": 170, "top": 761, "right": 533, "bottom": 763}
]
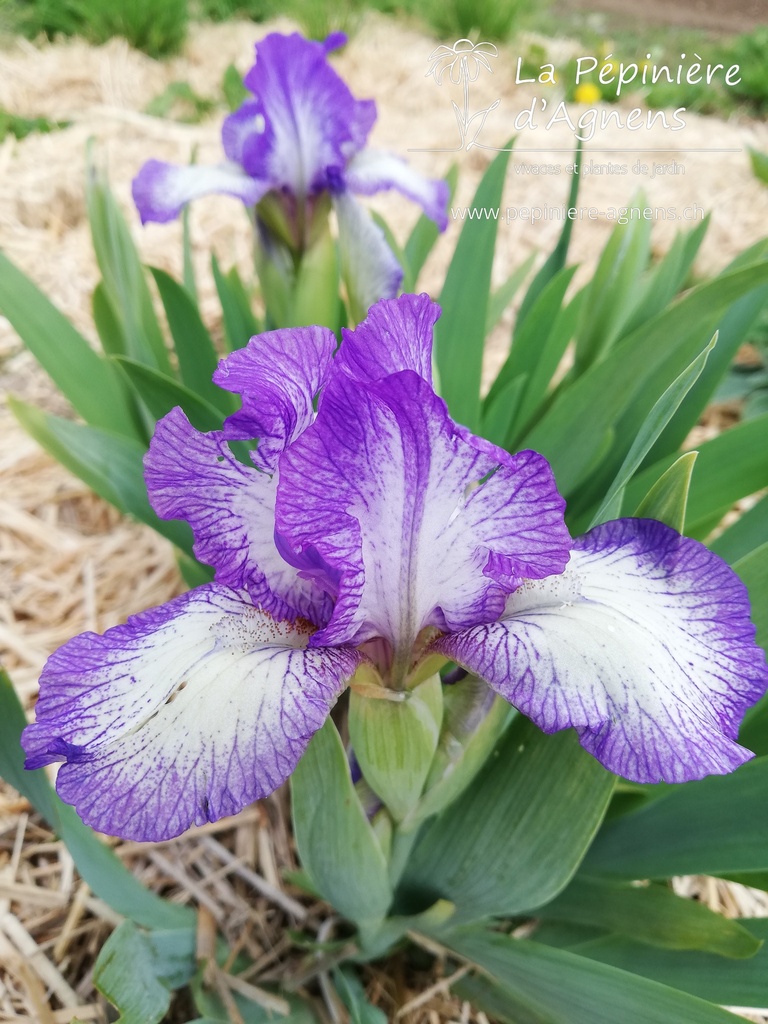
[{"left": 425, "top": 39, "right": 500, "bottom": 151}]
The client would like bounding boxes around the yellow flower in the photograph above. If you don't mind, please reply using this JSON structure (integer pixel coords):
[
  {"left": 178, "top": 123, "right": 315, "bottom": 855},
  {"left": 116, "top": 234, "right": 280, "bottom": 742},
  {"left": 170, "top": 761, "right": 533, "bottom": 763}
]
[{"left": 574, "top": 82, "right": 602, "bottom": 104}]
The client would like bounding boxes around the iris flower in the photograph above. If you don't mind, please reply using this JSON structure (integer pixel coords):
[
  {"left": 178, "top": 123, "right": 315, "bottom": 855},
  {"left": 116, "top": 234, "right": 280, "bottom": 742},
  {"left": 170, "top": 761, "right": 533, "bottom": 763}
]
[
  {"left": 132, "top": 32, "right": 448, "bottom": 318},
  {"left": 23, "top": 295, "right": 767, "bottom": 842}
]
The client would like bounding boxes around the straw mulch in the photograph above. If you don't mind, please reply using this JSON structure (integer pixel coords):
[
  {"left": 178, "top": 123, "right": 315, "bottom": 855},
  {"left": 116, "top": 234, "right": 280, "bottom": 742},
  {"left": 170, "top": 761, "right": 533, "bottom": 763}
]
[{"left": 1, "top": 14, "right": 768, "bottom": 1023}]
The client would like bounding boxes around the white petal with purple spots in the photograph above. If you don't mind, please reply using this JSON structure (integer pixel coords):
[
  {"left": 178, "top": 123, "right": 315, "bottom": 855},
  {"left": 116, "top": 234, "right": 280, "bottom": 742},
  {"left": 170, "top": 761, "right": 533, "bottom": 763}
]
[
  {"left": 438, "top": 519, "right": 768, "bottom": 783},
  {"left": 22, "top": 585, "right": 360, "bottom": 841},
  {"left": 145, "top": 408, "right": 330, "bottom": 625}
]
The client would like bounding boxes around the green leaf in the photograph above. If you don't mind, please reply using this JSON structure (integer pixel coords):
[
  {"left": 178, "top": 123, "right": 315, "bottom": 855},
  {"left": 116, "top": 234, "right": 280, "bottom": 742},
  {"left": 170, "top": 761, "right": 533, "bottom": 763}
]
[
  {"left": 454, "top": 973, "right": 557, "bottom": 1024},
  {"left": 333, "top": 968, "right": 387, "bottom": 1024},
  {"left": 212, "top": 254, "right": 258, "bottom": 350},
  {"left": 9, "top": 398, "right": 193, "bottom": 553},
  {"left": 292, "top": 223, "right": 341, "bottom": 330},
  {"left": 584, "top": 756, "right": 768, "bottom": 879},
  {"left": 710, "top": 493, "right": 768, "bottom": 564},
  {"left": 92, "top": 280, "right": 128, "bottom": 357},
  {"left": 522, "top": 260, "right": 768, "bottom": 497},
  {"left": 589, "top": 337, "right": 715, "bottom": 528},
  {"left": 0, "top": 249, "right": 136, "bottom": 435},
  {"left": 144, "top": 81, "right": 215, "bottom": 122},
  {"left": 150, "top": 268, "right": 231, "bottom": 412},
  {"left": 511, "top": 287, "right": 585, "bottom": 438},
  {"left": 434, "top": 146, "right": 511, "bottom": 429},
  {"left": 182, "top": 203, "right": 198, "bottom": 302},
  {"left": 623, "top": 413, "right": 768, "bottom": 537},
  {"left": 620, "top": 217, "right": 709, "bottom": 339},
  {"left": 0, "top": 667, "right": 192, "bottom": 930},
  {"left": 400, "top": 717, "right": 614, "bottom": 923},
  {"left": 291, "top": 719, "right": 392, "bottom": 928},
  {"left": 574, "top": 199, "right": 653, "bottom": 371},
  {"left": 113, "top": 356, "right": 225, "bottom": 432},
  {"left": 485, "top": 265, "right": 577, "bottom": 417},
  {"left": 177, "top": 550, "right": 215, "bottom": 589},
  {"left": 629, "top": 237, "right": 768, "bottom": 467},
  {"left": 733, "top": 540, "right": 768, "bottom": 650},
  {"left": 749, "top": 146, "right": 768, "bottom": 186},
  {"left": 444, "top": 928, "right": 747, "bottom": 1024},
  {"left": 349, "top": 675, "right": 442, "bottom": 823},
  {"left": 481, "top": 373, "right": 527, "bottom": 448},
  {"left": 403, "top": 164, "right": 458, "bottom": 292},
  {"left": 407, "top": 685, "right": 511, "bottom": 830},
  {"left": 484, "top": 253, "right": 536, "bottom": 336},
  {"left": 633, "top": 452, "right": 698, "bottom": 532},
  {"left": 93, "top": 921, "right": 196, "bottom": 1024},
  {"left": 87, "top": 157, "right": 171, "bottom": 375},
  {"left": 222, "top": 62, "right": 248, "bottom": 111},
  {"left": 514, "top": 139, "right": 581, "bottom": 332},
  {"left": 575, "top": 919, "right": 768, "bottom": 1007},
  {"left": 538, "top": 876, "right": 760, "bottom": 957},
  {"left": 0, "top": 667, "right": 60, "bottom": 825}
]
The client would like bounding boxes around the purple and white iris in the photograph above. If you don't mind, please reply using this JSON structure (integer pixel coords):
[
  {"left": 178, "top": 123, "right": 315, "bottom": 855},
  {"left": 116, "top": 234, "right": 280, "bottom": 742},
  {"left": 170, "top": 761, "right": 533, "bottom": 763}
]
[
  {"left": 132, "top": 32, "right": 448, "bottom": 317},
  {"left": 23, "top": 295, "right": 767, "bottom": 842}
]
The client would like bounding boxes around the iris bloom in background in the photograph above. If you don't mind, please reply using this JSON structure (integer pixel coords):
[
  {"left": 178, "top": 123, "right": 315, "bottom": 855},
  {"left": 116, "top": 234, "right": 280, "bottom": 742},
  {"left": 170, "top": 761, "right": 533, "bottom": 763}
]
[
  {"left": 132, "top": 32, "right": 448, "bottom": 321},
  {"left": 23, "top": 295, "right": 767, "bottom": 842}
]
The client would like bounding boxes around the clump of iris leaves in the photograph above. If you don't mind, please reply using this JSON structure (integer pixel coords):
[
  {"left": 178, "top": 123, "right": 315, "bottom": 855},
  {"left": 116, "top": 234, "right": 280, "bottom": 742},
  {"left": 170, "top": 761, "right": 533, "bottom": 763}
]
[{"left": 1, "top": 131, "right": 768, "bottom": 1023}]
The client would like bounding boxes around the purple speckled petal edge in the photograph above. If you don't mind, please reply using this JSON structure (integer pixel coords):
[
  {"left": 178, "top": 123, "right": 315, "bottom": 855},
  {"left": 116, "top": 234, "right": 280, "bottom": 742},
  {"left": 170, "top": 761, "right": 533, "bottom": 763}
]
[
  {"left": 335, "top": 292, "right": 439, "bottom": 387},
  {"left": 22, "top": 585, "right": 360, "bottom": 841},
  {"left": 145, "top": 408, "right": 330, "bottom": 625},
  {"left": 437, "top": 518, "right": 768, "bottom": 784},
  {"left": 213, "top": 324, "right": 336, "bottom": 471}
]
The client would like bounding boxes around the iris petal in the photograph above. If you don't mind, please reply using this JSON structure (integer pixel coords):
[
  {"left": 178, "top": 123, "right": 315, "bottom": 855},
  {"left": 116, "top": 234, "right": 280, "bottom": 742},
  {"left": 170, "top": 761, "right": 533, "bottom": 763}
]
[
  {"left": 277, "top": 368, "right": 570, "bottom": 665},
  {"left": 438, "top": 518, "right": 768, "bottom": 783},
  {"left": 345, "top": 149, "right": 449, "bottom": 229},
  {"left": 22, "top": 585, "right": 360, "bottom": 841},
  {"left": 145, "top": 408, "right": 330, "bottom": 625},
  {"left": 213, "top": 324, "right": 337, "bottom": 470},
  {"left": 243, "top": 32, "right": 375, "bottom": 197},
  {"left": 335, "top": 292, "right": 439, "bottom": 386},
  {"left": 131, "top": 159, "right": 264, "bottom": 224},
  {"left": 334, "top": 192, "right": 403, "bottom": 321}
]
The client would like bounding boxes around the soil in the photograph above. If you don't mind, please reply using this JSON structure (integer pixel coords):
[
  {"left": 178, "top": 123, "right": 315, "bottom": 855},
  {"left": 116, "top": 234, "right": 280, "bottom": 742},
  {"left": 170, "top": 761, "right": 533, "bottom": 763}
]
[{"left": 556, "top": 0, "right": 766, "bottom": 35}]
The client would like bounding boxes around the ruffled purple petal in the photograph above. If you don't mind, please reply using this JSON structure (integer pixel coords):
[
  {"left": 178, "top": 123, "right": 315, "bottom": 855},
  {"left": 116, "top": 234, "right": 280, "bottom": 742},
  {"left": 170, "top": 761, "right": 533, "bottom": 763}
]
[
  {"left": 132, "top": 159, "right": 264, "bottom": 224},
  {"left": 22, "top": 585, "right": 360, "bottom": 841},
  {"left": 335, "top": 293, "right": 439, "bottom": 386},
  {"left": 243, "top": 32, "right": 375, "bottom": 196},
  {"left": 334, "top": 192, "right": 403, "bottom": 321},
  {"left": 345, "top": 149, "right": 449, "bottom": 230},
  {"left": 276, "top": 369, "right": 570, "bottom": 666},
  {"left": 437, "top": 518, "right": 768, "bottom": 784},
  {"left": 213, "top": 325, "right": 337, "bottom": 471},
  {"left": 145, "top": 408, "right": 330, "bottom": 626}
]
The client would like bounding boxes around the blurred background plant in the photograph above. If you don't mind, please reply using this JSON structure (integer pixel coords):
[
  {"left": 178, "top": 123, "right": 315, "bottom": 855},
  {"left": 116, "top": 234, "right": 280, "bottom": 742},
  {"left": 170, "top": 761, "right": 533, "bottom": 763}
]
[{"left": 2, "top": 0, "right": 189, "bottom": 55}]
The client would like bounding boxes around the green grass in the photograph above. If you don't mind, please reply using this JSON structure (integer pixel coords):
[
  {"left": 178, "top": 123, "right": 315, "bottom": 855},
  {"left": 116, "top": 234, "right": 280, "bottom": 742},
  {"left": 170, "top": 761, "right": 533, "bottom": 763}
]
[
  {"left": 4, "top": 0, "right": 188, "bottom": 57},
  {"left": 0, "top": 107, "right": 70, "bottom": 141}
]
